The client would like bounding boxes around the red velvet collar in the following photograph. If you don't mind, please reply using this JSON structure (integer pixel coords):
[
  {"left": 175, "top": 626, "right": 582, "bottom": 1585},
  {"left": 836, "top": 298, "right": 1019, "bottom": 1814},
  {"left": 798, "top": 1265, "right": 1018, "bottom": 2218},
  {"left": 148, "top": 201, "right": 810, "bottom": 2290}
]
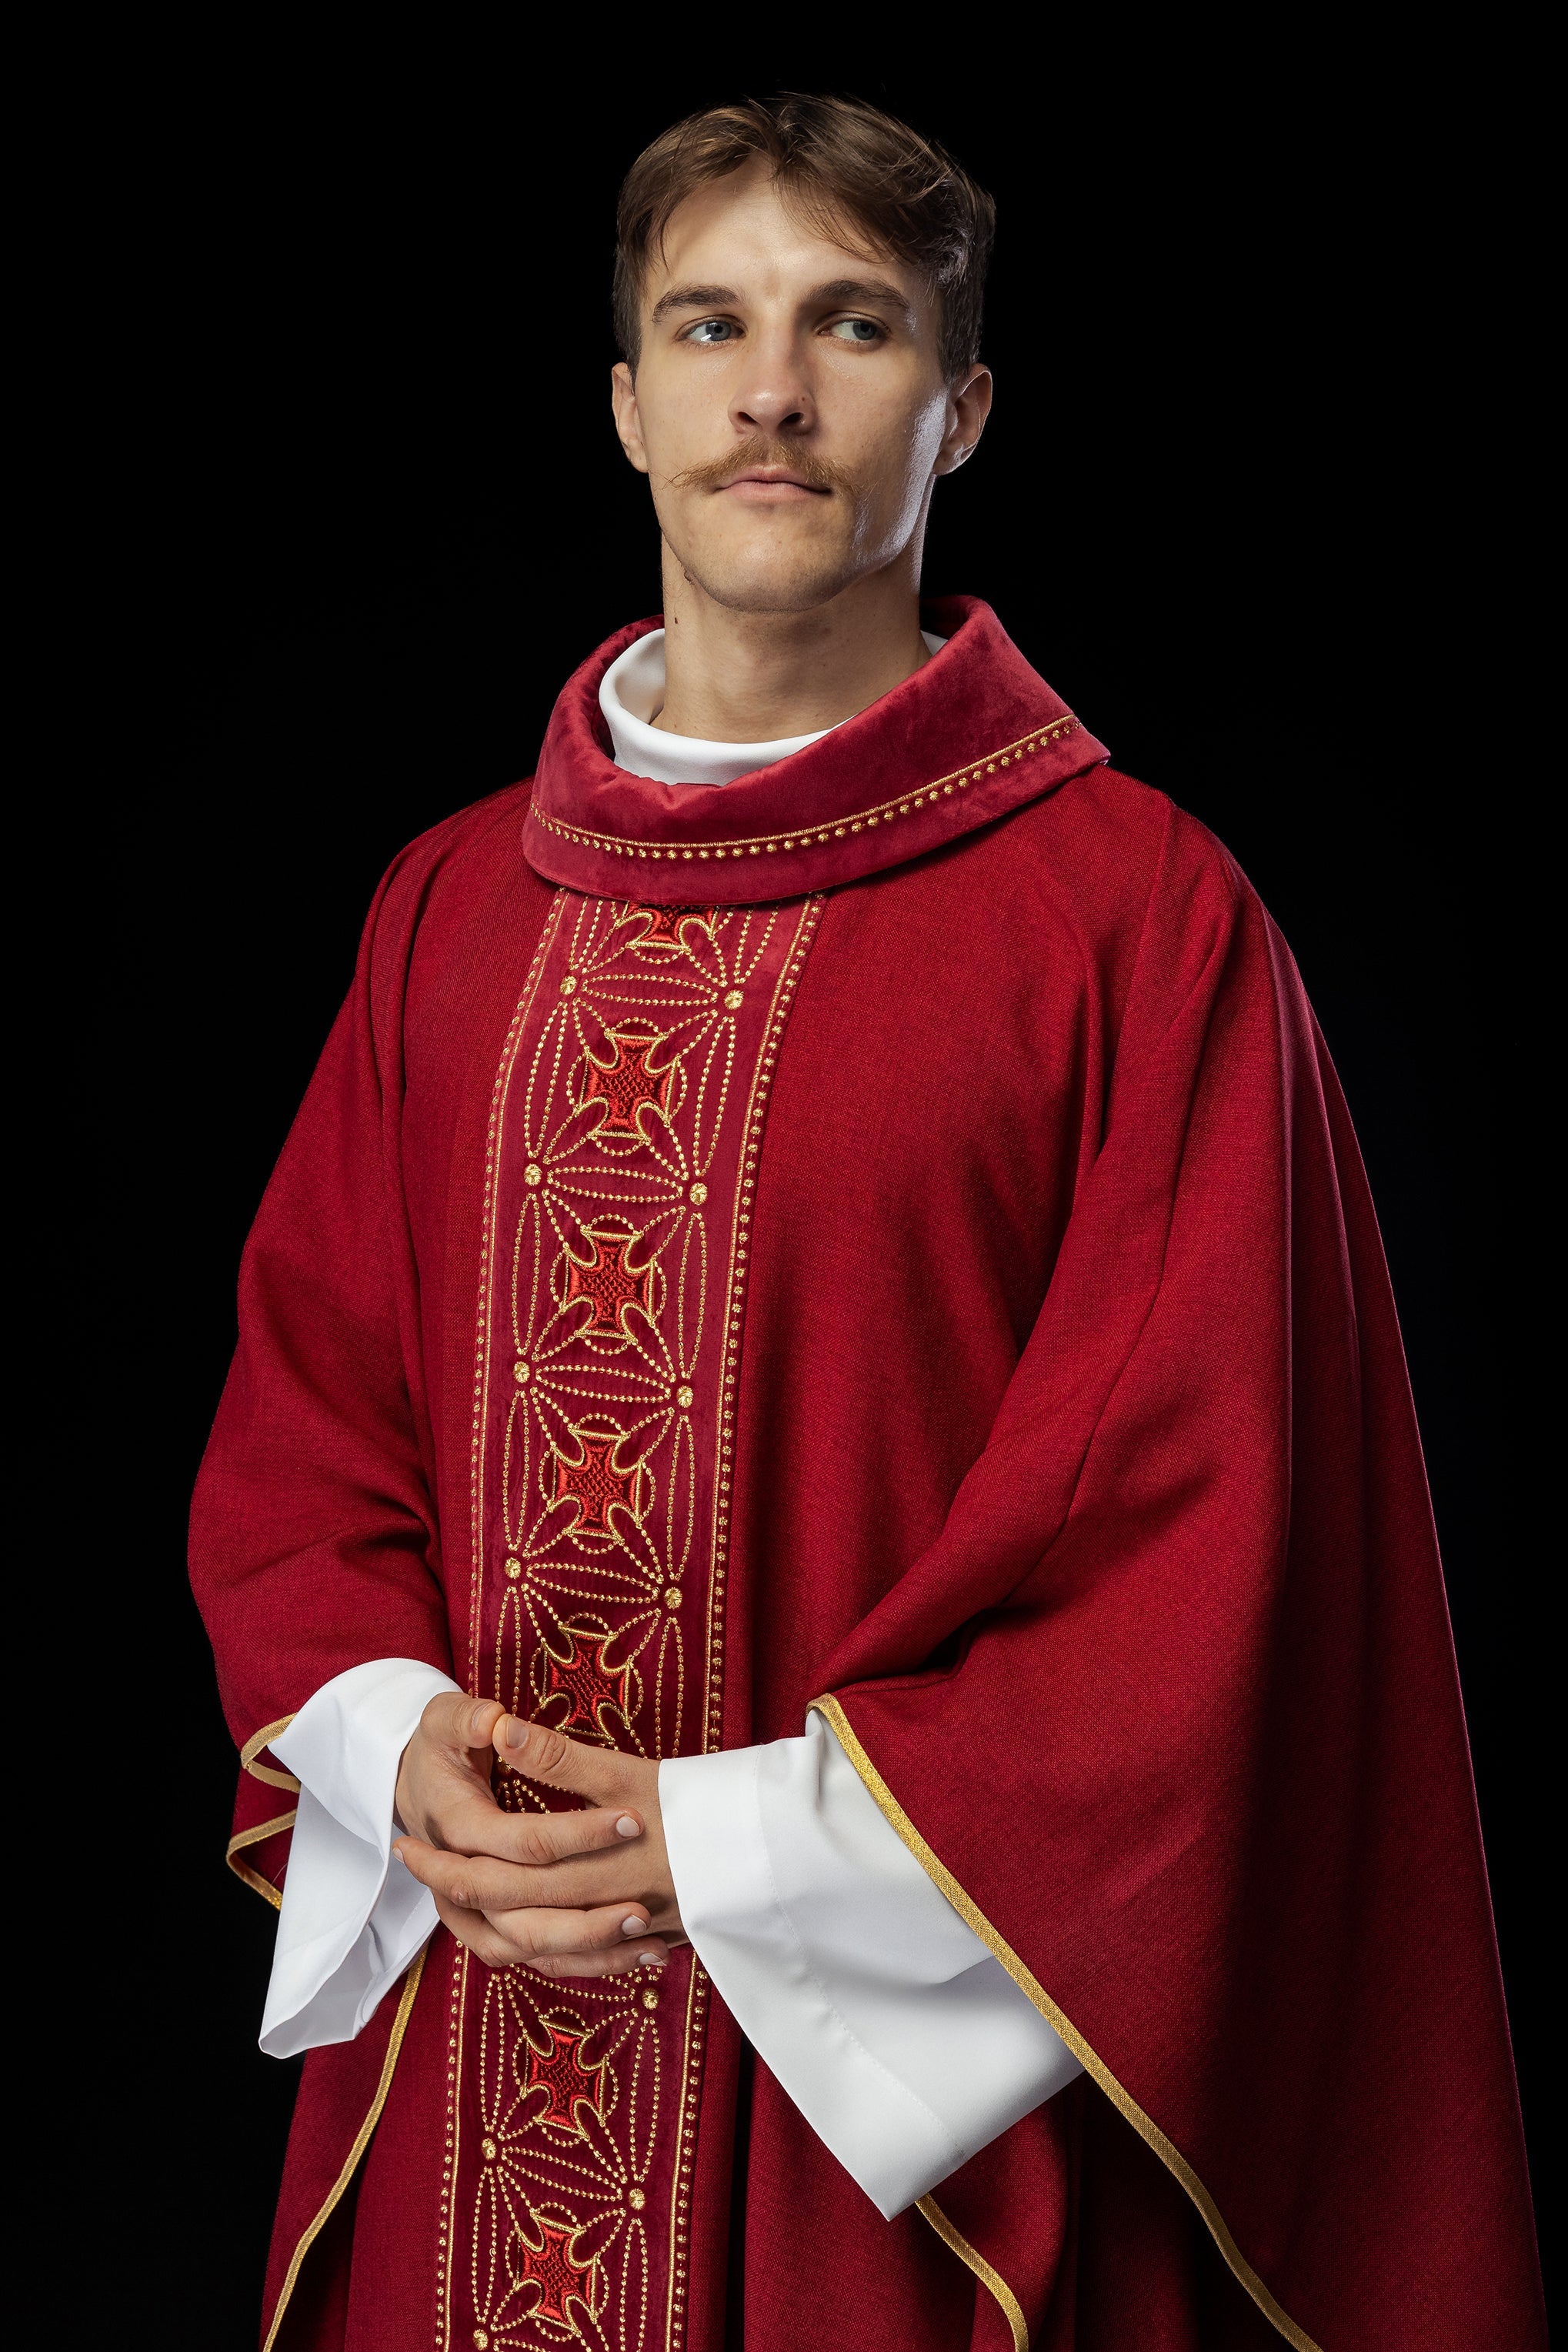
[{"left": 522, "top": 596, "right": 1108, "bottom": 905}]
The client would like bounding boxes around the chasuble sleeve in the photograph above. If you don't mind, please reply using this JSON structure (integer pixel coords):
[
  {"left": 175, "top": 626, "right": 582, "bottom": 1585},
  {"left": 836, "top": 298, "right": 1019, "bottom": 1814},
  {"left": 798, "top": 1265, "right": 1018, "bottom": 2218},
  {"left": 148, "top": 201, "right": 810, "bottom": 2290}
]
[
  {"left": 190, "top": 859, "right": 455, "bottom": 1903},
  {"left": 809, "top": 813, "right": 1540, "bottom": 2350}
]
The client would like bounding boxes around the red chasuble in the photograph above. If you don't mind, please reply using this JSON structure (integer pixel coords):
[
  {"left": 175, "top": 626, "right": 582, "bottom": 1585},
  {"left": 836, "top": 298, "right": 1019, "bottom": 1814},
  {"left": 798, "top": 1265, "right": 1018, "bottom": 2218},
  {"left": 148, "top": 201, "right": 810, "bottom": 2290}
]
[{"left": 192, "top": 599, "right": 1543, "bottom": 2352}]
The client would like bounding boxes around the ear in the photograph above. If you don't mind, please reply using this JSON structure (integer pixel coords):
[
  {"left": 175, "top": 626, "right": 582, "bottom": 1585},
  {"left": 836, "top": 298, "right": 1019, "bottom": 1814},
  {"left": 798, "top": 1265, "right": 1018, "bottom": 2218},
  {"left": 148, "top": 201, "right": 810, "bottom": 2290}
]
[
  {"left": 933, "top": 364, "right": 995, "bottom": 478},
  {"left": 611, "top": 361, "right": 651, "bottom": 475}
]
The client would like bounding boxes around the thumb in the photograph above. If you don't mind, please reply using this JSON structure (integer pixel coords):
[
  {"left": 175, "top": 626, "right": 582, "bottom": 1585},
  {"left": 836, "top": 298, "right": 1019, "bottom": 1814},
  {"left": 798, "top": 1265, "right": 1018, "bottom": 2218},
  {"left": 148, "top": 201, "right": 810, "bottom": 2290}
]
[
  {"left": 438, "top": 1693, "right": 506, "bottom": 1755},
  {"left": 495, "top": 1716, "right": 619, "bottom": 1800}
]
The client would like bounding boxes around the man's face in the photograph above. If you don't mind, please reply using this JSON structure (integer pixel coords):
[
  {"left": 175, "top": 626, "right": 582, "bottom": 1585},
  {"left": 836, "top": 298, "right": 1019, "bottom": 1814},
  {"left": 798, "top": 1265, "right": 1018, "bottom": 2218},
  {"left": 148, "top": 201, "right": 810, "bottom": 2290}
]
[{"left": 611, "top": 161, "right": 987, "bottom": 616}]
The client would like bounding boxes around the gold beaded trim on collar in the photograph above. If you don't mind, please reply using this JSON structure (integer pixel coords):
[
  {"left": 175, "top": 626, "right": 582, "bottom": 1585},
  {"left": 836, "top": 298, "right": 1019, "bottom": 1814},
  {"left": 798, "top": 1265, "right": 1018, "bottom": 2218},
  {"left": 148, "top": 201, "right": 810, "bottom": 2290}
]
[{"left": 535, "top": 713, "right": 1083, "bottom": 863}]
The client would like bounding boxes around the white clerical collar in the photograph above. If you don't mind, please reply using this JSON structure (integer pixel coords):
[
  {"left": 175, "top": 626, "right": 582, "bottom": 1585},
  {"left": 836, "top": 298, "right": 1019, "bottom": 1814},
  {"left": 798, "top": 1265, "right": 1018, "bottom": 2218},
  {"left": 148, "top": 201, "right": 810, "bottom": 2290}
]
[{"left": 600, "top": 628, "right": 944, "bottom": 787}]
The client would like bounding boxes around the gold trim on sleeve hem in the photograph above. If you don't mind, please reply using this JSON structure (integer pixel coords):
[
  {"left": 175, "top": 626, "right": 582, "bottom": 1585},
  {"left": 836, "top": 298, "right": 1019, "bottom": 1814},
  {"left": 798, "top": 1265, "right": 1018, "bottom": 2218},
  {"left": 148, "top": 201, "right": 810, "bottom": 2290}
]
[
  {"left": 242, "top": 1715, "right": 302, "bottom": 1792},
  {"left": 809, "top": 1695, "right": 1322, "bottom": 2352},
  {"left": 226, "top": 1810, "right": 299, "bottom": 1910},
  {"left": 918, "top": 2194, "right": 1029, "bottom": 2350},
  {"left": 261, "top": 1943, "right": 429, "bottom": 2352}
]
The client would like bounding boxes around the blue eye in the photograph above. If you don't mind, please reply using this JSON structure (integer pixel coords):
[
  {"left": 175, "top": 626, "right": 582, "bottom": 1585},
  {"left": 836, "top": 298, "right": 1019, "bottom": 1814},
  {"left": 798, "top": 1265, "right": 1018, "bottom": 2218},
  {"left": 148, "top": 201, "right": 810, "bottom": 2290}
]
[
  {"left": 829, "top": 319, "right": 882, "bottom": 343},
  {"left": 686, "top": 319, "right": 737, "bottom": 344}
]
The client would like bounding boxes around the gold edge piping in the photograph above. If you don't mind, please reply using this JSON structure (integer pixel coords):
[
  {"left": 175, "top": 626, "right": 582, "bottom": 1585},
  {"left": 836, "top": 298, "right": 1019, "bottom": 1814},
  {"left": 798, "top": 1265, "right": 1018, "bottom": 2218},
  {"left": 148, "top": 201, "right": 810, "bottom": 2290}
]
[
  {"left": 700, "top": 894, "right": 823, "bottom": 1756},
  {"left": 439, "top": 1940, "right": 472, "bottom": 2350},
  {"left": 809, "top": 1696, "right": 1323, "bottom": 2352},
  {"left": 468, "top": 890, "right": 567, "bottom": 1684},
  {"left": 917, "top": 2195, "right": 1029, "bottom": 2352},
  {"left": 535, "top": 718, "right": 1086, "bottom": 861},
  {"left": 225, "top": 1810, "right": 299, "bottom": 1909},
  {"left": 261, "top": 1944, "right": 428, "bottom": 2352},
  {"left": 663, "top": 1954, "right": 703, "bottom": 2349},
  {"left": 241, "top": 1715, "right": 300, "bottom": 1790}
]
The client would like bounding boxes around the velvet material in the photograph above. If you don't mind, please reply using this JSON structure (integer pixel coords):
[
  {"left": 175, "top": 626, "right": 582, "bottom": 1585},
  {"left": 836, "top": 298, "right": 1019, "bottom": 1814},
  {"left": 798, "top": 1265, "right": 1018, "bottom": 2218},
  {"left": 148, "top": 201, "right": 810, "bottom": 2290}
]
[
  {"left": 192, "top": 607, "right": 1542, "bottom": 2350},
  {"left": 523, "top": 597, "right": 1108, "bottom": 903}
]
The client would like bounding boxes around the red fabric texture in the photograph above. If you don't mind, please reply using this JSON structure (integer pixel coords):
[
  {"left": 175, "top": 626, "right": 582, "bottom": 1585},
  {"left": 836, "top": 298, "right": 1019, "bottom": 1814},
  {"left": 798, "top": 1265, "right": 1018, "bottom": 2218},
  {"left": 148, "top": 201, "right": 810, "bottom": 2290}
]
[
  {"left": 523, "top": 596, "right": 1108, "bottom": 903},
  {"left": 192, "top": 602, "right": 1542, "bottom": 2350}
]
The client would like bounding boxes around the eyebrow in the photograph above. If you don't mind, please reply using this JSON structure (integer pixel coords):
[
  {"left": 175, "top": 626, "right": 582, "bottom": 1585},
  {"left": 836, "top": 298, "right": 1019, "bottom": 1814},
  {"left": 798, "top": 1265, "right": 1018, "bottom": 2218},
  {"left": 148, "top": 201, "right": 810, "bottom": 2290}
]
[
  {"left": 649, "top": 277, "right": 916, "bottom": 326},
  {"left": 650, "top": 284, "right": 740, "bottom": 324},
  {"left": 810, "top": 278, "right": 915, "bottom": 322}
]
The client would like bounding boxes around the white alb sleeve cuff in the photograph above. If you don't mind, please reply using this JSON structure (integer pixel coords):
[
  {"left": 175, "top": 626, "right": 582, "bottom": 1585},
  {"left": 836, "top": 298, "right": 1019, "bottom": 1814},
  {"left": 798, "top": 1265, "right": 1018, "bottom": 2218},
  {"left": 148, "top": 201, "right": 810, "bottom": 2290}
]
[
  {"left": 260, "top": 1657, "right": 461, "bottom": 2058},
  {"left": 659, "top": 1713, "right": 1083, "bottom": 2218}
]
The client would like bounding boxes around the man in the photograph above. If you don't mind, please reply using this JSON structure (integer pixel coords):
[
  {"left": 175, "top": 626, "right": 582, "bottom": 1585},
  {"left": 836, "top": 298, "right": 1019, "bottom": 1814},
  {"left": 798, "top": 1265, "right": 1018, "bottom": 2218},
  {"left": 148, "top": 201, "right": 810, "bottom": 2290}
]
[{"left": 192, "top": 94, "right": 1543, "bottom": 2351}]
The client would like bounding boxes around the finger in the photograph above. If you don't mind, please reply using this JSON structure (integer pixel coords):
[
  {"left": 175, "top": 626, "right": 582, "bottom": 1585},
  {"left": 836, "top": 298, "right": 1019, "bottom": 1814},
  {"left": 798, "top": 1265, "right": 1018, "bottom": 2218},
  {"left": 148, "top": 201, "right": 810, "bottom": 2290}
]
[
  {"left": 431, "top": 1889, "right": 669, "bottom": 1971},
  {"left": 394, "top": 1837, "right": 560, "bottom": 1920},
  {"left": 481, "top": 1901, "right": 662, "bottom": 1960},
  {"left": 433, "top": 1692, "right": 507, "bottom": 1756},
  {"left": 432, "top": 1892, "right": 529, "bottom": 1970},
  {"left": 495, "top": 1716, "right": 629, "bottom": 1802},
  {"left": 410, "top": 1786, "right": 641, "bottom": 1867},
  {"left": 495, "top": 1803, "right": 645, "bottom": 1865},
  {"left": 395, "top": 1837, "right": 655, "bottom": 1935},
  {"left": 525, "top": 1945, "right": 672, "bottom": 1980}
]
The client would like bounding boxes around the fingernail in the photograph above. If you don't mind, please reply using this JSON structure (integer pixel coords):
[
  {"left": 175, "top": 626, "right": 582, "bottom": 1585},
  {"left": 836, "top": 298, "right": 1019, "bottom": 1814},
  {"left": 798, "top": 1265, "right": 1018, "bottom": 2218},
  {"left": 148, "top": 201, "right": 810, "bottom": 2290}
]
[
  {"left": 502, "top": 1717, "right": 527, "bottom": 1751},
  {"left": 620, "top": 1915, "right": 646, "bottom": 1937},
  {"left": 637, "top": 1952, "right": 666, "bottom": 1967},
  {"left": 616, "top": 1814, "right": 640, "bottom": 1839}
]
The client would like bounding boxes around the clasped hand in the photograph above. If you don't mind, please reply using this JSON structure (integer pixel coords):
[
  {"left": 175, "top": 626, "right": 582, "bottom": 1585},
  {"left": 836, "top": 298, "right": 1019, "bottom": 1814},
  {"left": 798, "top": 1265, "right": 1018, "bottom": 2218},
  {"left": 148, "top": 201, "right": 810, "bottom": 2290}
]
[{"left": 392, "top": 1694, "right": 680, "bottom": 1977}]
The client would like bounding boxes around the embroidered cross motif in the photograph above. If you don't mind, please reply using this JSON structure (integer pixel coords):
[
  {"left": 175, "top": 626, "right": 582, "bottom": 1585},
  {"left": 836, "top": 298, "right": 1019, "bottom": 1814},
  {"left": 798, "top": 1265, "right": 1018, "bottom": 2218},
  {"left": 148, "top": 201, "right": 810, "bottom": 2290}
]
[
  {"left": 613, "top": 902, "right": 719, "bottom": 954},
  {"left": 510, "top": 2214, "right": 596, "bottom": 2325},
  {"left": 551, "top": 1430, "right": 643, "bottom": 1538},
  {"left": 525, "top": 2024, "right": 605, "bottom": 2136},
  {"left": 539, "top": 1623, "right": 634, "bottom": 1736},
  {"left": 563, "top": 1227, "right": 656, "bottom": 1338},
  {"left": 581, "top": 1023, "right": 676, "bottom": 1139},
  {"left": 452, "top": 891, "right": 824, "bottom": 2352}
]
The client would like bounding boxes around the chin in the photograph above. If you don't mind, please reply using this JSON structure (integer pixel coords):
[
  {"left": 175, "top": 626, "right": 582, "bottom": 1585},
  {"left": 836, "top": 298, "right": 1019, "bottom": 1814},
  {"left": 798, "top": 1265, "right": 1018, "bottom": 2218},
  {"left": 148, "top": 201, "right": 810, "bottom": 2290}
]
[{"left": 682, "top": 549, "right": 862, "bottom": 619}]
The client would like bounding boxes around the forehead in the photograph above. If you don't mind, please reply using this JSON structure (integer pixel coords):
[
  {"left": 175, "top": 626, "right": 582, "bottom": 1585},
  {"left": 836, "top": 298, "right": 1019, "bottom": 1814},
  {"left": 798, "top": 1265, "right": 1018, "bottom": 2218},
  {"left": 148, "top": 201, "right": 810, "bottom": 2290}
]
[{"left": 647, "top": 158, "right": 929, "bottom": 312}]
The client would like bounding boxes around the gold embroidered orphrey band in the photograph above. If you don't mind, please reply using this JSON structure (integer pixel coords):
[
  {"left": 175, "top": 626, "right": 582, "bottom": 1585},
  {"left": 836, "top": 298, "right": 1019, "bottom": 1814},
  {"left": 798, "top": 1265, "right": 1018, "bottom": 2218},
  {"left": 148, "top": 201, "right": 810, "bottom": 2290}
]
[
  {"left": 809, "top": 1695, "right": 1323, "bottom": 2352},
  {"left": 444, "top": 889, "right": 826, "bottom": 2352},
  {"left": 532, "top": 715, "right": 1083, "bottom": 862}
]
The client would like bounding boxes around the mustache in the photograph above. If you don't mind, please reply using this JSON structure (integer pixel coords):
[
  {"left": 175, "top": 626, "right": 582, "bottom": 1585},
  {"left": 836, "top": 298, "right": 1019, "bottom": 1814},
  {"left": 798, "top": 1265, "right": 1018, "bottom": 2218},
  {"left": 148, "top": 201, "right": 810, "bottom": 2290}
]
[{"left": 668, "top": 435, "right": 853, "bottom": 495}]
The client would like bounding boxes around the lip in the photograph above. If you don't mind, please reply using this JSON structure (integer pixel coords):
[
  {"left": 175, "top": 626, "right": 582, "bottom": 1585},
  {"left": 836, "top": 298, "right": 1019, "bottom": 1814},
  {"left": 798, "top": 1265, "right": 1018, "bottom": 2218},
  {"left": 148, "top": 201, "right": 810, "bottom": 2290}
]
[{"left": 719, "top": 468, "right": 829, "bottom": 497}]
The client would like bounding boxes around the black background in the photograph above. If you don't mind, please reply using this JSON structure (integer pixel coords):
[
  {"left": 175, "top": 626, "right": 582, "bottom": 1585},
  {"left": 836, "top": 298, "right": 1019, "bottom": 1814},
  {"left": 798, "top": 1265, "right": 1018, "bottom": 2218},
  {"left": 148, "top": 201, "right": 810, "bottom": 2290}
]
[{"left": 92, "top": 35, "right": 1548, "bottom": 2345}]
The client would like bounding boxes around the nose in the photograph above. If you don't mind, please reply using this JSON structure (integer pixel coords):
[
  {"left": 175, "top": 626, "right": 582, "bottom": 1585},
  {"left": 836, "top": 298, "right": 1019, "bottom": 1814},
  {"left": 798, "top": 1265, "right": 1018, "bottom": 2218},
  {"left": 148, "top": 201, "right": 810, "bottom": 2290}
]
[{"left": 729, "top": 330, "right": 816, "bottom": 440}]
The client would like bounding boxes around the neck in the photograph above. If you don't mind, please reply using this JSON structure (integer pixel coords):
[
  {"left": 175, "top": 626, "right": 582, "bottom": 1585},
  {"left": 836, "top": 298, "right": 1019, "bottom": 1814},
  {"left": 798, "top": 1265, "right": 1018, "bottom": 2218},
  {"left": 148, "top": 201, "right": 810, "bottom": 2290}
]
[{"left": 653, "top": 543, "right": 931, "bottom": 742}]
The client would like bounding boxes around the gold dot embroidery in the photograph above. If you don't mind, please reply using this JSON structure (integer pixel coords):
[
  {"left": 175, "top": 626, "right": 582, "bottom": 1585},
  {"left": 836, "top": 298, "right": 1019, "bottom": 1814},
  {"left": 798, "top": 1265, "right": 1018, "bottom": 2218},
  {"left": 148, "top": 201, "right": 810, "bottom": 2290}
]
[
  {"left": 512, "top": 1360, "right": 529, "bottom": 1383},
  {"left": 689, "top": 1182, "right": 708, "bottom": 1206},
  {"left": 664, "top": 1586, "right": 682, "bottom": 1610},
  {"left": 523, "top": 1163, "right": 542, "bottom": 1188},
  {"left": 723, "top": 989, "right": 743, "bottom": 1010},
  {"left": 676, "top": 1384, "right": 694, "bottom": 1407},
  {"left": 505, "top": 1556, "right": 522, "bottom": 1580},
  {"left": 559, "top": 974, "right": 577, "bottom": 996}
]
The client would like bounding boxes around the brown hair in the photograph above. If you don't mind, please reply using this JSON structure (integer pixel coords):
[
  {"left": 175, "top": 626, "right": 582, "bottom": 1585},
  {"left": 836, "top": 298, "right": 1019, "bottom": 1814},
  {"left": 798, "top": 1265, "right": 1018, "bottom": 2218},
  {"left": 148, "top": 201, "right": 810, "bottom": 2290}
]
[{"left": 613, "top": 93, "right": 996, "bottom": 380}]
